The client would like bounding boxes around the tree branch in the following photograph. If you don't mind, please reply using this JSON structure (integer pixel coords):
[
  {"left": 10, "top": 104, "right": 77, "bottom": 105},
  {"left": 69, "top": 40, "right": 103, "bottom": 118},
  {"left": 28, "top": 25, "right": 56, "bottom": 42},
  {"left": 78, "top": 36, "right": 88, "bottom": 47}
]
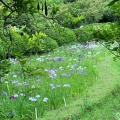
[{"left": 39, "top": 13, "right": 62, "bottom": 25}]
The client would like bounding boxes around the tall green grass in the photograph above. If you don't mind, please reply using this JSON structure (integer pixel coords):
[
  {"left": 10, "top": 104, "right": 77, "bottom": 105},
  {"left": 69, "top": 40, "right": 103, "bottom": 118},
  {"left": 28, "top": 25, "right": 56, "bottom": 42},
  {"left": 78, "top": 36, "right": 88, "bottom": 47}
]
[{"left": 0, "top": 42, "right": 106, "bottom": 119}]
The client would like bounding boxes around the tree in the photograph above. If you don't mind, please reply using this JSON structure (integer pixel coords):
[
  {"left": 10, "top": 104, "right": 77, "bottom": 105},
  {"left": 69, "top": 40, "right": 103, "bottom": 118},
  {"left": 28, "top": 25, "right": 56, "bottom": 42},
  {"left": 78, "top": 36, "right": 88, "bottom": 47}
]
[
  {"left": 0, "top": 0, "right": 48, "bottom": 79},
  {"left": 107, "top": 0, "right": 120, "bottom": 59},
  {"left": 92, "top": 0, "right": 120, "bottom": 60}
]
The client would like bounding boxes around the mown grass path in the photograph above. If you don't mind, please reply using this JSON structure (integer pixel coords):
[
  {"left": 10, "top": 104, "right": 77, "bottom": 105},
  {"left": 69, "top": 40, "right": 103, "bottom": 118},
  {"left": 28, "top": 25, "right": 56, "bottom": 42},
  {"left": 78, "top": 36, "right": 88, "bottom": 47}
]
[{"left": 39, "top": 55, "right": 120, "bottom": 120}]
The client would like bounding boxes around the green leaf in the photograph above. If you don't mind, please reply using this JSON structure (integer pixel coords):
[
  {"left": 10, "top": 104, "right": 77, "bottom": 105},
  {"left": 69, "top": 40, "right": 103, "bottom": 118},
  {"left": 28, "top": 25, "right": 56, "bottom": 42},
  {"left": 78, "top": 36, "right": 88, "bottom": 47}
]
[
  {"left": 108, "top": 0, "right": 119, "bottom": 6},
  {"left": 0, "top": 108, "right": 2, "bottom": 112},
  {"left": 112, "top": 47, "right": 119, "bottom": 51},
  {"left": 19, "top": 58, "right": 27, "bottom": 65}
]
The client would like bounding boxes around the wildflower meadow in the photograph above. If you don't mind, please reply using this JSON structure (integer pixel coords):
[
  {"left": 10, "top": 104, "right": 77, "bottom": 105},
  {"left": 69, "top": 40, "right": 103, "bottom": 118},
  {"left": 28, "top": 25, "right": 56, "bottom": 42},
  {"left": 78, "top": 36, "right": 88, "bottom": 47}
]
[{"left": 0, "top": 41, "right": 107, "bottom": 119}]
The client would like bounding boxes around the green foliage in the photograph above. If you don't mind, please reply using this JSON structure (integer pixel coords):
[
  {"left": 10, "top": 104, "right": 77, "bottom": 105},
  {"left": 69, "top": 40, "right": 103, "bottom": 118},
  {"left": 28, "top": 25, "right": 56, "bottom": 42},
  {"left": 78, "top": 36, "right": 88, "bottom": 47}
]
[
  {"left": 108, "top": 0, "right": 119, "bottom": 6},
  {"left": 92, "top": 0, "right": 120, "bottom": 59},
  {"left": 0, "top": 26, "right": 30, "bottom": 58},
  {"left": 47, "top": 0, "right": 63, "bottom": 4},
  {"left": 110, "top": 0, "right": 120, "bottom": 16},
  {"left": 56, "top": 0, "right": 112, "bottom": 28},
  {"left": 0, "top": 59, "right": 10, "bottom": 79},
  {"left": 9, "top": 26, "right": 30, "bottom": 56},
  {"left": 27, "top": 32, "right": 46, "bottom": 54},
  {"left": 42, "top": 36, "right": 58, "bottom": 52},
  {"left": 27, "top": 31, "right": 58, "bottom": 54},
  {"left": 9, "top": 13, "right": 50, "bottom": 35},
  {"left": 0, "top": 0, "right": 49, "bottom": 80},
  {"left": 92, "top": 22, "right": 120, "bottom": 59},
  {"left": 44, "top": 25, "right": 76, "bottom": 45},
  {"left": 49, "top": 3, "right": 60, "bottom": 16},
  {"left": 62, "top": 12, "right": 84, "bottom": 28},
  {"left": 0, "top": 0, "right": 48, "bottom": 16},
  {"left": 108, "top": 0, "right": 120, "bottom": 59},
  {"left": 74, "top": 25, "right": 94, "bottom": 43},
  {"left": 92, "top": 23, "right": 118, "bottom": 41}
]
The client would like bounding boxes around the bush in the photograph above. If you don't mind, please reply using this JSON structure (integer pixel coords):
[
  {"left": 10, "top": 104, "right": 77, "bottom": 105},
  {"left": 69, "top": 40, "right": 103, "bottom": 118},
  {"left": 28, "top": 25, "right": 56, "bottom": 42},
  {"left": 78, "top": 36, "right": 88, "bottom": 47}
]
[
  {"left": 6, "top": 13, "right": 50, "bottom": 35},
  {"left": 0, "top": 26, "right": 30, "bottom": 58},
  {"left": 0, "top": 38, "right": 10, "bottom": 79},
  {"left": 42, "top": 37, "right": 58, "bottom": 52},
  {"left": 98, "top": 9, "right": 119, "bottom": 23},
  {"left": 56, "top": 0, "right": 112, "bottom": 28},
  {"left": 74, "top": 25, "right": 94, "bottom": 43},
  {"left": 92, "top": 22, "right": 119, "bottom": 41},
  {"left": 44, "top": 25, "right": 76, "bottom": 46},
  {"left": 10, "top": 31, "right": 30, "bottom": 56},
  {"left": 74, "top": 22, "right": 120, "bottom": 43},
  {"left": 27, "top": 32, "right": 58, "bottom": 54}
]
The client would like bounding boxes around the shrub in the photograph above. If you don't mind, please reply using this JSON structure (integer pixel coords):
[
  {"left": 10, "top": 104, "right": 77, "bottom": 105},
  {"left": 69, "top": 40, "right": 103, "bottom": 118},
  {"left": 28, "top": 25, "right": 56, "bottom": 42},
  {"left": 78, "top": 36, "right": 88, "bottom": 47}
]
[
  {"left": 0, "top": 58, "right": 10, "bottom": 79},
  {"left": 92, "top": 22, "right": 118, "bottom": 41},
  {"left": 44, "top": 25, "right": 76, "bottom": 46},
  {"left": 27, "top": 32, "right": 58, "bottom": 54},
  {"left": 27, "top": 32, "right": 46, "bottom": 54},
  {"left": 0, "top": 38, "right": 10, "bottom": 79},
  {"left": 0, "top": 26, "right": 30, "bottom": 58},
  {"left": 92, "top": 21, "right": 120, "bottom": 59},
  {"left": 42, "top": 37, "right": 58, "bottom": 52},
  {"left": 6, "top": 13, "right": 50, "bottom": 35},
  {"left": 98, "top": 9, "right": 119, "bottom": 23},
  {"left": 9, "top": 26, "right": 30, "bottom": 57},
  {"left": 74, "top": 25, "right": 94, "bottom": 43}
]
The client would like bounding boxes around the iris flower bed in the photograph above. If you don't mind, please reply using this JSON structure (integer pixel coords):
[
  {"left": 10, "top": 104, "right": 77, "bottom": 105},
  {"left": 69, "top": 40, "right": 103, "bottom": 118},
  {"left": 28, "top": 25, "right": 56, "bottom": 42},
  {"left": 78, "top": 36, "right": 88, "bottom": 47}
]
[{"left": 0, "top": 41, "right": 105, "bottom": 120}]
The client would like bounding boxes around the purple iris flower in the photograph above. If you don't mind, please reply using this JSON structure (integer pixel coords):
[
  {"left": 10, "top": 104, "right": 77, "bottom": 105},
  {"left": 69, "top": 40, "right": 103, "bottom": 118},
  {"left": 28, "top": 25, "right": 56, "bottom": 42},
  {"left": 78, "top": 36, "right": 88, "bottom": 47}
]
[
  {"left": 73, "top": 64, "right": 78, "bottom": 68},
  {"left": 52, "top": 57, "right": 63, "bottom": 62},
  {"left": 2, "top": 91, "right": 7, "bottom": 95},
  {"left": 10, "top": 94, "right": 18, "bottom": 99},
  {"left": 49, "top": 69, "right": 57, "bottom": 78},
  {"left": 36, "top": 79, "right": 40, "bottom": 82},
  {"left": 61, "top": 73, "right": 70, "bottom": 77},
  {"left": 36, "top": 76, "right": 40, "bottom": 79},
  {"left": 16, "top": 83, "right": 22, "bottom": 86},
  {"left": 57, "top": 57, "right": 62, "bottom": 61},
  {"left": 12, "top": 80, "right": 18, "bottom": 84},
  {"left": 77, "top": 71, "right": 87, "bottom": 75},
  {"left": 10, "top": 96, "right": 15, "bottom": 99},
  {"left": 78, "top": 59, "right": 81, "bottom": 62},
  {"left": 83, "top": 72, "right": 87, "bottom": 75},
  {"left": 49, "top": 84, "right": 56, "bottom": 89},
  {"left": 23, "top": 82, "right": 28, "bottom": 86}
]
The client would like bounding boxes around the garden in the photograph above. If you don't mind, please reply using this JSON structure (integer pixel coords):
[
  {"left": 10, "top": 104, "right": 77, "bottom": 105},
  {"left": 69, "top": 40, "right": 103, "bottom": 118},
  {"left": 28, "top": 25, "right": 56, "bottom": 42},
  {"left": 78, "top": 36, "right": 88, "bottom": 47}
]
[{"left": 0, "top": 0, "right": 120, "bottom": 120}]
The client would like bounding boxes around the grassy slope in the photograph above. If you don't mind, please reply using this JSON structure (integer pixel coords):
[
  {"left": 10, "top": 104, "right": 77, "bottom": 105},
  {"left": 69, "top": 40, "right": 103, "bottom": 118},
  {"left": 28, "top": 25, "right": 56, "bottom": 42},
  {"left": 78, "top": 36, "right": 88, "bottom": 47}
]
[
  {"left": 71, "top": 56, "right": 120, "bottom": 120},
  {"left": 39, "top": 53, "right": 120, "bottom": 120}
]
